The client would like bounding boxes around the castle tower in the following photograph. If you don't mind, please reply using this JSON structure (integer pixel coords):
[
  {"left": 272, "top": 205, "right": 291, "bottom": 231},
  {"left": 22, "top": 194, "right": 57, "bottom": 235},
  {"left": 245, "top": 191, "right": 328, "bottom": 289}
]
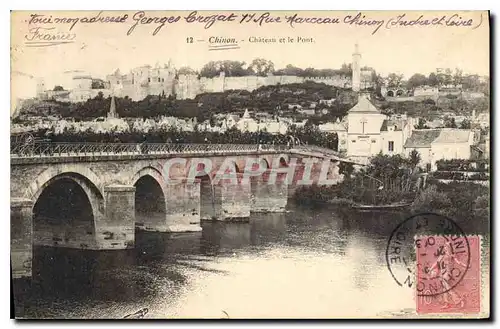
[
  {"left": 36, "top": 78, "right": 46, "bottom": 98},
  {"left": 107, "top": 95, "right": 118, "bottom": 119},
  {"left": 352, "top": 43, "right": 361, "bottom": 92}
]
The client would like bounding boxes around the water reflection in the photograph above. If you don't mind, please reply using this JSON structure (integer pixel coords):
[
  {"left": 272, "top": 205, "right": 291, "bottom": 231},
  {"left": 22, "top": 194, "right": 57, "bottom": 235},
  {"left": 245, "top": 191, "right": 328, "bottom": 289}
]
[{"left": 14, "top": 204, "right": 487, "bottom": 319}]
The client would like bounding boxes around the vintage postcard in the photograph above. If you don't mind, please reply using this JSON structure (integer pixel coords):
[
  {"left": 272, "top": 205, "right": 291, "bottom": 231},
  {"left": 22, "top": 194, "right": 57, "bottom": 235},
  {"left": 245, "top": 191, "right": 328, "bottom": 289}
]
[{"left": 10, "top": 10, "right": 490, "bottom": 319}]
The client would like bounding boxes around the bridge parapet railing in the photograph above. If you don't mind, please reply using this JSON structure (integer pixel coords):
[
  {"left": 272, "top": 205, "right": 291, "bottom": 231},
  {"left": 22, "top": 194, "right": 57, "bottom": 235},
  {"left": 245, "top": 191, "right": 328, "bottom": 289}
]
[
  {"left": 291, "top": 144, "right": 341, "bottom": 157},
  {"left": 10, "top": 142, "right": 292, "bottom": 158}
]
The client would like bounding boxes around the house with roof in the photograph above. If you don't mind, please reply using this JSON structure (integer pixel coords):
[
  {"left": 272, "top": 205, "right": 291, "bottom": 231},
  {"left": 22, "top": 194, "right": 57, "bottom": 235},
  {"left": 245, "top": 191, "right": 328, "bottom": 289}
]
[
  {"left": 320, "top": 94, "right": 416, "bottom": 159},
  {"left": 237, "top": 109, "right": 259, "bottom": 132},
  {"left": 380, "top": 117, "right": 414, "bottom": 156},
  {"left": 404, "top": 128, "right": 475, "bottom": 171}
]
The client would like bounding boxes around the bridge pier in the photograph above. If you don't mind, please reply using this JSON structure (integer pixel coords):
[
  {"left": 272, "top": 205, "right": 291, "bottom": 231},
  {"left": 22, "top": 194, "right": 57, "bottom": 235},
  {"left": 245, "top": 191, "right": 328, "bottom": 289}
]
[
  {"left": 163, "top": 179, "right": 202, "bottom": 232},
  {"left": 219, "top": 172, "right": 251, "bottom": 220},
  {"left": 251, "top": 169, "right": 288, "bottom": 213},
  {"left": 99, "top": 185, "right": 136, "bottom": 249},
  {"left": 11, "top": 198, "right": 33, "bottom": 279},
  {"left": 204, "top": 173, "right": 251, "bottom": 221}
]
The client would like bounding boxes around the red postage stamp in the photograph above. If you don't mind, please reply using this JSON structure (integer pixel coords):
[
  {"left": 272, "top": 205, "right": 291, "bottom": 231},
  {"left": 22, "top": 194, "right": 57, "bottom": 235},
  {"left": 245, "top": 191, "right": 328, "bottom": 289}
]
[{"left": 416, "top": 235, "right": 481, "bottom": 314}]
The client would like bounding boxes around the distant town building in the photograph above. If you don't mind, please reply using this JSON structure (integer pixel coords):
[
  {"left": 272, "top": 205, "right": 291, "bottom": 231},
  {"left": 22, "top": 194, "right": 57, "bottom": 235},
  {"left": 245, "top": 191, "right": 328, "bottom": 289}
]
[{"left": 237, "top": 109, "right": 259, "bottom": 132}]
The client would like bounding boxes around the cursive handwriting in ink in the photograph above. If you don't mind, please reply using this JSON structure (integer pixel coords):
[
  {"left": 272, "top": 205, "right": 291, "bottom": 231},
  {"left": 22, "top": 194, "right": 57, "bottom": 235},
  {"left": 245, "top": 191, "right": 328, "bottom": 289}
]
[
  {"left": 185, "top": 11, "right": 238, "bottom": 29},
  {"left": 24, "top": 26, "right": 76, "bottom": 45},
  {"left": 128, "top": 11, "right": 181, "bottom": 36}
]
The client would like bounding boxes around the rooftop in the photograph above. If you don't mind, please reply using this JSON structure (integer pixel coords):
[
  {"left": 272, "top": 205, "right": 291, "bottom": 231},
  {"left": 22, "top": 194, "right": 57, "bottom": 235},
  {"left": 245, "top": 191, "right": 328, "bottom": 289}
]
[
  {"left": 433, "top": 129, "right": 472, "bottom": 144},
  {"left": 404, "top": 129, "right": 473, "bottom": 148},
  {"left": 347, "top": 96, "right": 381, "bottom": 114},
  {"left": 380, "top": 119, "right": 406, "bottom": 131},
  {"left": 404, "top": 130, "right": 441, "bottom": 148}
]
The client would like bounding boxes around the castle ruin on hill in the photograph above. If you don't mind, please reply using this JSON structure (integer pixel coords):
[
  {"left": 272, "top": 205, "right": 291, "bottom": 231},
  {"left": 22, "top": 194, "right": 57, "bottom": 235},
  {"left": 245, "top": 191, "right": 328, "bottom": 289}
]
[{"left": 37, "top": 44, "right": 374, "bottom": 103}]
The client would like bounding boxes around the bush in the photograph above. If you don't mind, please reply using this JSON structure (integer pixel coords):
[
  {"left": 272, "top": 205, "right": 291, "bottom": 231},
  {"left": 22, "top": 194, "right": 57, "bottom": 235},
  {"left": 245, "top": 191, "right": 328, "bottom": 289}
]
[
  {"left": 411, "top": 185, "right": 452, "bottom": 214},
  {"left": 473, "top": 195, "right": 490, "bottom": 224},
  {"left": 293, "top": 185, "right": 339, "bottom": 206},
  {"left": 433, "top": 181, "right": 489, "bottom": 221},
  {"left": 435, "top": 159, "right": 489, "bottom": 172}
]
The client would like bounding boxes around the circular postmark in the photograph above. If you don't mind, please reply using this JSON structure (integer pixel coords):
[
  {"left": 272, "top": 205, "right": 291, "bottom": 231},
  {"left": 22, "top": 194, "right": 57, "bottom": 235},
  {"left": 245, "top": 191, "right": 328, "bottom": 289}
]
[{"left": 385, "top": 212, "right": 470, "bottom": 297}]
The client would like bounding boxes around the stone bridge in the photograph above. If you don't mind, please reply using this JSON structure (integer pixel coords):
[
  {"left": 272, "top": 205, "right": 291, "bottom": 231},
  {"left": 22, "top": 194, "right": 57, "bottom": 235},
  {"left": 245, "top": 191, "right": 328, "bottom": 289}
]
[{"left": 11, "top": 142, "right": 354, "bottom": 278}]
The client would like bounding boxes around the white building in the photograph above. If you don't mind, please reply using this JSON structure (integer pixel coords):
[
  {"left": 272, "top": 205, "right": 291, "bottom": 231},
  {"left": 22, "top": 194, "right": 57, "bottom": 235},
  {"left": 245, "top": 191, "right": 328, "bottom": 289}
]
[
  {"left": 236, "top": 109, "right": 259, "bottom": 132},
  {"left": 403, "top": 129, "right": 475, "bottom": 171},
  {"left": 380, "top": 117, "right": 414, "bottom": 156},
  {"left": 346, "top": 94, "right": 386, "bottom": 159}
]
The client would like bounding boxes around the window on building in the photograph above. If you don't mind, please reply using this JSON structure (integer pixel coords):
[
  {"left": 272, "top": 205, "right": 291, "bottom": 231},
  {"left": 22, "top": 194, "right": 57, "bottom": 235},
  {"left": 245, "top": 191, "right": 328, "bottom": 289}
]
[
  {"left": 158, "top": 78, "right": 161, "bottom": 82},
  {"left": 371, "top": 139, "right": 376, "bottom": 143},
  {"left": 351, "top": 140, "right": 356, "bottom": 143},
  {"left": 148, "top": 78, "right": 151, "bottom": 82},
  {"left": 388, "top": 141, "right": 394, "bottom": 152}
]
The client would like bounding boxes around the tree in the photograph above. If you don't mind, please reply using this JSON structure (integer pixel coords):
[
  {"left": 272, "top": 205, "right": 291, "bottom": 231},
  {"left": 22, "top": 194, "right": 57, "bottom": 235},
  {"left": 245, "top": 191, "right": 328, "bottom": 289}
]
[
  {"left": 445, "top": 117, "right": 457, "bottom": 128},
  {"left": 53, "top": 85, "right": 65, "bottom": 91},
  {"left": 428, "top": 73, "right": 439, "bottom": 86},
  {"left": 387, "top": 73, "right": 404, "bottom": 88},
  {"left": 407, "top": 73, "right": 428, "bottom": 89},
  {"left": 91, "top": 79, "right": 105, "bottom": 89},
  {"left": 339, "top": 63, "right": 352, "bottom": 76},
  {"left": 460, "top": 119, "right": 471, "bottom": 129},
  {"left": 408, "top": 149, "right": 421, "bottom": 169},
  {"left": 415, "top": 118, "right": 429, "bottom": 129},
  {"left": 177, "top": 66, "right": 196, "bottom": 75},
  {"left": 248, "top": 58, "right": 275, "bottom": 76},
  {"left": 367, "top": 153, "right": 408, "bottom": 180},
  {"left": 274, "top": 64, "right": 304, "bottom": 76},
  {"left": 453, "top": 68, "right": 463, "bottom": 86},
  {"left": 199, "top": 60, "right": 248, "bottom": 78},
  {"left": 461, "top": 74, "right": 480, "bottom": 91},
  {"left": 444, "top": 68, "right": 453, "bottom": 85}
]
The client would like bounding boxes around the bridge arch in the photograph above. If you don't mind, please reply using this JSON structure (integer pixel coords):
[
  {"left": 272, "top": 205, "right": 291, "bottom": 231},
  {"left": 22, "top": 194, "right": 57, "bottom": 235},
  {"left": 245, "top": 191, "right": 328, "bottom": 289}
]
[
  {"left": 130, "top": 167, "right": 167, "bottom": 231},
  {"left": 129, "top": 166, "right": 165, "bottom": 187},
  {"left": 31, "top": 172, "right": 104, "bottom": 249},
  {"left": 386, "top": 90, "right": 394, "bottom": 97},
  {"left": 27, "top": 165, "right": 103, "bottom": 201},
  {"left": 271, "top": 154, "right": 290, "bottom": 168}
]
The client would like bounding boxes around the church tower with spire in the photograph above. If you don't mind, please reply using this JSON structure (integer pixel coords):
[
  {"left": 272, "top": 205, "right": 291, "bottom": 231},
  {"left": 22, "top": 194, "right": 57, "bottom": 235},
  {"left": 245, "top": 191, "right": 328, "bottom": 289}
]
[
  {"left": 107, "top": 95, "right": 118, "bottom": 119},
  {"left": 352, "top": 43, "right": 361, "bottom": 92}
]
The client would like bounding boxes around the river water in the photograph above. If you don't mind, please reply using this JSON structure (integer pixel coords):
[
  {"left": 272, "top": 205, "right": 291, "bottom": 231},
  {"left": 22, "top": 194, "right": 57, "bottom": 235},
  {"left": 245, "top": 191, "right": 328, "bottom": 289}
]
[{"left": 13, "top": 203, "right": 488, "bottom": 319}]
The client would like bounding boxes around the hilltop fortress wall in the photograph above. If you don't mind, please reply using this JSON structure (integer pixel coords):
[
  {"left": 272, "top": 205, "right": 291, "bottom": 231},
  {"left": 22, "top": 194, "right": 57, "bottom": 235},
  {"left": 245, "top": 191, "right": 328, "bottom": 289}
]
[{"left": 175, "top": 73, "right": 352, "bottom": 100}]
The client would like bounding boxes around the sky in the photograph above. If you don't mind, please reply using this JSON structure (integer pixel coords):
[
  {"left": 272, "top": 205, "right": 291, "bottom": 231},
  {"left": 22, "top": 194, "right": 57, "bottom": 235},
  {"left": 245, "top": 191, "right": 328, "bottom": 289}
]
[{"left": 11, "top": 10, "right": 489, "bottom": 97}]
